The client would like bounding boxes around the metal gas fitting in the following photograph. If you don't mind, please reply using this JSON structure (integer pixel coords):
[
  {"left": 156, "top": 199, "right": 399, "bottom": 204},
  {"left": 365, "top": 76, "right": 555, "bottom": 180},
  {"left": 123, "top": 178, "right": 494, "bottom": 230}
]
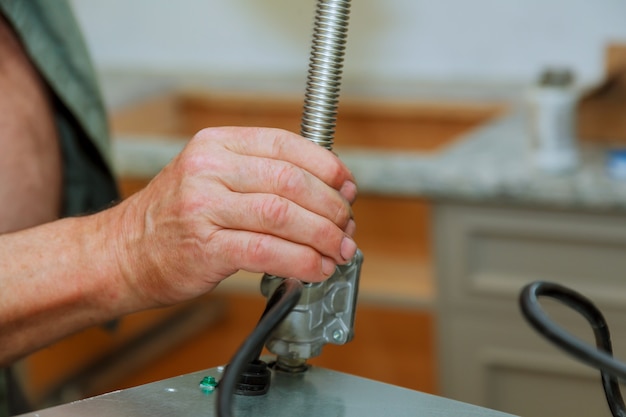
[{"left": 261, "top": 249, "right": 362, "bottom": 371}]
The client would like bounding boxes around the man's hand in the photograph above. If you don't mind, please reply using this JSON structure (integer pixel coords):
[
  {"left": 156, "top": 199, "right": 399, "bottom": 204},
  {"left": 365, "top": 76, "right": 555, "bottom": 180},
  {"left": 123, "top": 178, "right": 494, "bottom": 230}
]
[
  {"left": 112, "top": 127, "right": 358, "bottom": 307},
  {"left": 0, "top": 126, "right": 358, "bottom": 365}
]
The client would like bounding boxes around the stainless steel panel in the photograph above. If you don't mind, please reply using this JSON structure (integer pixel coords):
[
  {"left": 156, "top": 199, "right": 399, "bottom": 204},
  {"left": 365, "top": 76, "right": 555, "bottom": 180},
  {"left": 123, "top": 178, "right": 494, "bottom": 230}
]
[{"left": 19, "top": 365, "right": 517, "bottom": 417}]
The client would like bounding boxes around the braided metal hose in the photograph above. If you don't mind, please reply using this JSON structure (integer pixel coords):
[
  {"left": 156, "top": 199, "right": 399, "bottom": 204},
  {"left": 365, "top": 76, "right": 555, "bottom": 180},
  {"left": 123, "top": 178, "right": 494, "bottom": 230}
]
[
  {"left": 300, "top": 0, "right": 351, "bottom": 150},
  {"left": 260, "top": 0, "right": 362, "bottom": 373}
]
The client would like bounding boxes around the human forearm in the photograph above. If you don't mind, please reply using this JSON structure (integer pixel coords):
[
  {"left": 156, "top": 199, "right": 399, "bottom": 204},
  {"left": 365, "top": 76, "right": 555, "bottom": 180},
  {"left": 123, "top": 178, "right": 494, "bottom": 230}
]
[{"left": 0, "top": 210, "right": 135, "bottom": 366}]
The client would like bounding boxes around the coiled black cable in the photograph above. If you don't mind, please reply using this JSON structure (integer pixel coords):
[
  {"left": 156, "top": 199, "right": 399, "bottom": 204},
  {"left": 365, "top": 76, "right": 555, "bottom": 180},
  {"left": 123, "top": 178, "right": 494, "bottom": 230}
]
[
  {"left": 520, "top": 281, "right": 626, "bottom": 417},
  {"left": 216, "top": 278, "right": 303, "bottom": 417}
]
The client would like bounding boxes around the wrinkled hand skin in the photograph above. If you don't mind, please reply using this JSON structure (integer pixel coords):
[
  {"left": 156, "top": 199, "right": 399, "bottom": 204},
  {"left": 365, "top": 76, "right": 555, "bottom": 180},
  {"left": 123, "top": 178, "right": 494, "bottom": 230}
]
[{"left": 113, "top": 127, "right": 358, "bottom": 308}]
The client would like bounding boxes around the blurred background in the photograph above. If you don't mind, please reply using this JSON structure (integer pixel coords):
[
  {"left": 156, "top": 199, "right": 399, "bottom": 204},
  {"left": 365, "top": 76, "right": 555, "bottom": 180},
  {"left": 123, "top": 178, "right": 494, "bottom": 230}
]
[
  {"left": 16, "top": 1, "right": 626, "bottom": 417},
  {"left": 70, "top": 0, "right": 626, "bottom": 88}
]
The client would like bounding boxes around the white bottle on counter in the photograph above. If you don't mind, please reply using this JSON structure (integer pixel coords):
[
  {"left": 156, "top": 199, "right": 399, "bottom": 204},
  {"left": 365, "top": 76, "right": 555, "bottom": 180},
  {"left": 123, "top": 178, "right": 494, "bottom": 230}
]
[{"left": 529, "top": 68, "right": 579, "bottom": 174}]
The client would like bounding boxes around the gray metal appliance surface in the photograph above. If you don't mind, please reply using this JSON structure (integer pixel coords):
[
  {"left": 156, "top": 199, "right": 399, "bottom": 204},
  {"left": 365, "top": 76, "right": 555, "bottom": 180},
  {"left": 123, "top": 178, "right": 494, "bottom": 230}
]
[{"left": 18, "top": 364, "right": 518, "bottom": 417}]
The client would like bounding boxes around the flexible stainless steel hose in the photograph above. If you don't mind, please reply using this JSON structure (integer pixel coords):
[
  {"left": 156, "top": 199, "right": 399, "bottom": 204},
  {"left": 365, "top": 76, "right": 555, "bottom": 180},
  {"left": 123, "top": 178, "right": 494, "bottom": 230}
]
[
  {"left": 219, "top": 3, "right": 357, "bottom": 415},
  {"left": 258, "top": 0, "right": 360, "bottom": 373},
  {"left": 300, "top": 0, "right": 351, "bottom": 150}
]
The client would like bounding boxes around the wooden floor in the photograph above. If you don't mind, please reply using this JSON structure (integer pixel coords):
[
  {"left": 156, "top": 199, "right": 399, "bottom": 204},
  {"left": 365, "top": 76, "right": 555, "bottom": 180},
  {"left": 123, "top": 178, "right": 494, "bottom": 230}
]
[{"left": 106, "top": 291, "right": 438, "bottom": 396}]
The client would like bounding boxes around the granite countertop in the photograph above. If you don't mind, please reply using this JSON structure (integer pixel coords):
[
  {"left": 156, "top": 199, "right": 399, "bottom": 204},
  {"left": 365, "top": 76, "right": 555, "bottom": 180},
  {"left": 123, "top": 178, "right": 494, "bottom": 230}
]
[
  {"left": 103, "top": 71, "right": 626, "bottom": 213},
  {"left": 340, "top": 109, "right": 626, "bottom": 211}
]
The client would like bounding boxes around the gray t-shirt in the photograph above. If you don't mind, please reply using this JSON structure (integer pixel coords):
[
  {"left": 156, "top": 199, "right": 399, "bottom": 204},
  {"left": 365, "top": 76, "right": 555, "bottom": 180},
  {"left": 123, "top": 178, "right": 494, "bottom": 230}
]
[{"left": 0, "top": 1, "right": 119, "bottom": 415}]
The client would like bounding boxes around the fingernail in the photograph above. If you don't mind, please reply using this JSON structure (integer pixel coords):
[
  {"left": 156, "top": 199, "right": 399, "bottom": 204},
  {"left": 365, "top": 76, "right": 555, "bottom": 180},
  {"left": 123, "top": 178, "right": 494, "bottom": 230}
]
[
  {"left": 340, "top": 180, "right": 357, "bottom": 204},
  {"left": 340, "top": 236, "right": 357, "bottom": 262},
  {"left": 321, "top": 256, "right": 336, "bottom": 277},
  {"left": 344, "top": 219, "right": 356, "bottom": 237}
]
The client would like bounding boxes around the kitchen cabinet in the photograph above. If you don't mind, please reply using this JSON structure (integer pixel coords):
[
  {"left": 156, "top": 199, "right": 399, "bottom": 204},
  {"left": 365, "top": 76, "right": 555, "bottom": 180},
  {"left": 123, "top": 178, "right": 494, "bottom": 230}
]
[{"left": 434, "top": 201, "right": 626, "bottom": 417}]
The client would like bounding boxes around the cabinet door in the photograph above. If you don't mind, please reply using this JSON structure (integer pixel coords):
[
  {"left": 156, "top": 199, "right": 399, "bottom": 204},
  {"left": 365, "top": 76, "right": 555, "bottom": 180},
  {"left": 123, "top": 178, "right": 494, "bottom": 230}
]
[{"left": 434, "top": 202, "right": 626, "bottom": 417}]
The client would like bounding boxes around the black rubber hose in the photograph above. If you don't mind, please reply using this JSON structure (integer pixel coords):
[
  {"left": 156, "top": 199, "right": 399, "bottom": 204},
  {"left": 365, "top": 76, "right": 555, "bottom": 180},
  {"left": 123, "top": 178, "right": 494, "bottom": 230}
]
[
  {"left": 216, "top": 278, "right": 303, "bottom": 417},
  {"left": 520, "top": 281, "right": 626, "bottom": 417}
]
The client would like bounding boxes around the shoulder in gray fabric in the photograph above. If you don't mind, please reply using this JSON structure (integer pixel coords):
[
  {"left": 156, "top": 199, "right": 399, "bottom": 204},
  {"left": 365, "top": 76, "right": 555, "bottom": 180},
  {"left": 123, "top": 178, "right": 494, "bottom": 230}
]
[
  {"left": 0, "top": 0, "right": 120, "bottom": 216},
  {"left": 0, "top": 0, "right": 113, "bottom": 173}
]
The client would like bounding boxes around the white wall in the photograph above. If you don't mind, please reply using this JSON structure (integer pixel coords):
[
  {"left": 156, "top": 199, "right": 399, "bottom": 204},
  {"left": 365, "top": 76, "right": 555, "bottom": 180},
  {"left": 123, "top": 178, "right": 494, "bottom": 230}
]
[{"left": 70, "top": 0, "right": 626, "bottom": 91}]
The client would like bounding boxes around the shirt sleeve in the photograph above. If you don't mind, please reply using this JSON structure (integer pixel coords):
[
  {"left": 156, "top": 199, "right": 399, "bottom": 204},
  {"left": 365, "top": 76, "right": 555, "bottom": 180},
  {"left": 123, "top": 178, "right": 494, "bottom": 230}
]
[{"left": 0, "top": 0, "right": 119, "bottom": 216}]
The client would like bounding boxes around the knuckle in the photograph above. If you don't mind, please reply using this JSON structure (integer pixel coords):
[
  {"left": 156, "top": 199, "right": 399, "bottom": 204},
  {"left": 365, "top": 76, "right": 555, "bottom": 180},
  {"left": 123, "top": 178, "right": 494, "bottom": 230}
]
[
  {"left": 195, "top": 126, "right": 226, "bottom": 141},
  {"left": 177, "top": 194, "right": 203, "bottom": 218},
  {"left": 331, "top": 200, "right": 351, "bottom": 228},
  {"left": 193, "top": 127, "right": 212, "bottom": 140},
  {"left": 300, "top": 255, "right": 322, "bottom": 279},
  {"left": 279, "top": 246, "right": 321, "bottom": 281},
  {"left": 269, "top": 129, "right": 289, "bottom": 154},
  {"left": 326, "top": 158, "right": 345, "bottom": 186},
  {"left": 311, "top": 220, "right": 339, "bottom": 249},
  {"left": 247, "top": 234, "right": 274, "bottom": 264},
  {"left": 258, "top": 195, "right": 291, "bottom": 230},
  {"left": 274, "top": 163, "right": 302, "bottom": 196},
  {"left": 178, "top": 146, "right": 225, "bottom": 176}
]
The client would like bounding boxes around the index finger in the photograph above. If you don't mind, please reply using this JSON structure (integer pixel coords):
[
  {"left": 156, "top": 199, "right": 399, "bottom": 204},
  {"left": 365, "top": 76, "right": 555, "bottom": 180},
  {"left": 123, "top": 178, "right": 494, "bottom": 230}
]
[{"left": 197, "top": 126, "right": 356, "bottom": 192}]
